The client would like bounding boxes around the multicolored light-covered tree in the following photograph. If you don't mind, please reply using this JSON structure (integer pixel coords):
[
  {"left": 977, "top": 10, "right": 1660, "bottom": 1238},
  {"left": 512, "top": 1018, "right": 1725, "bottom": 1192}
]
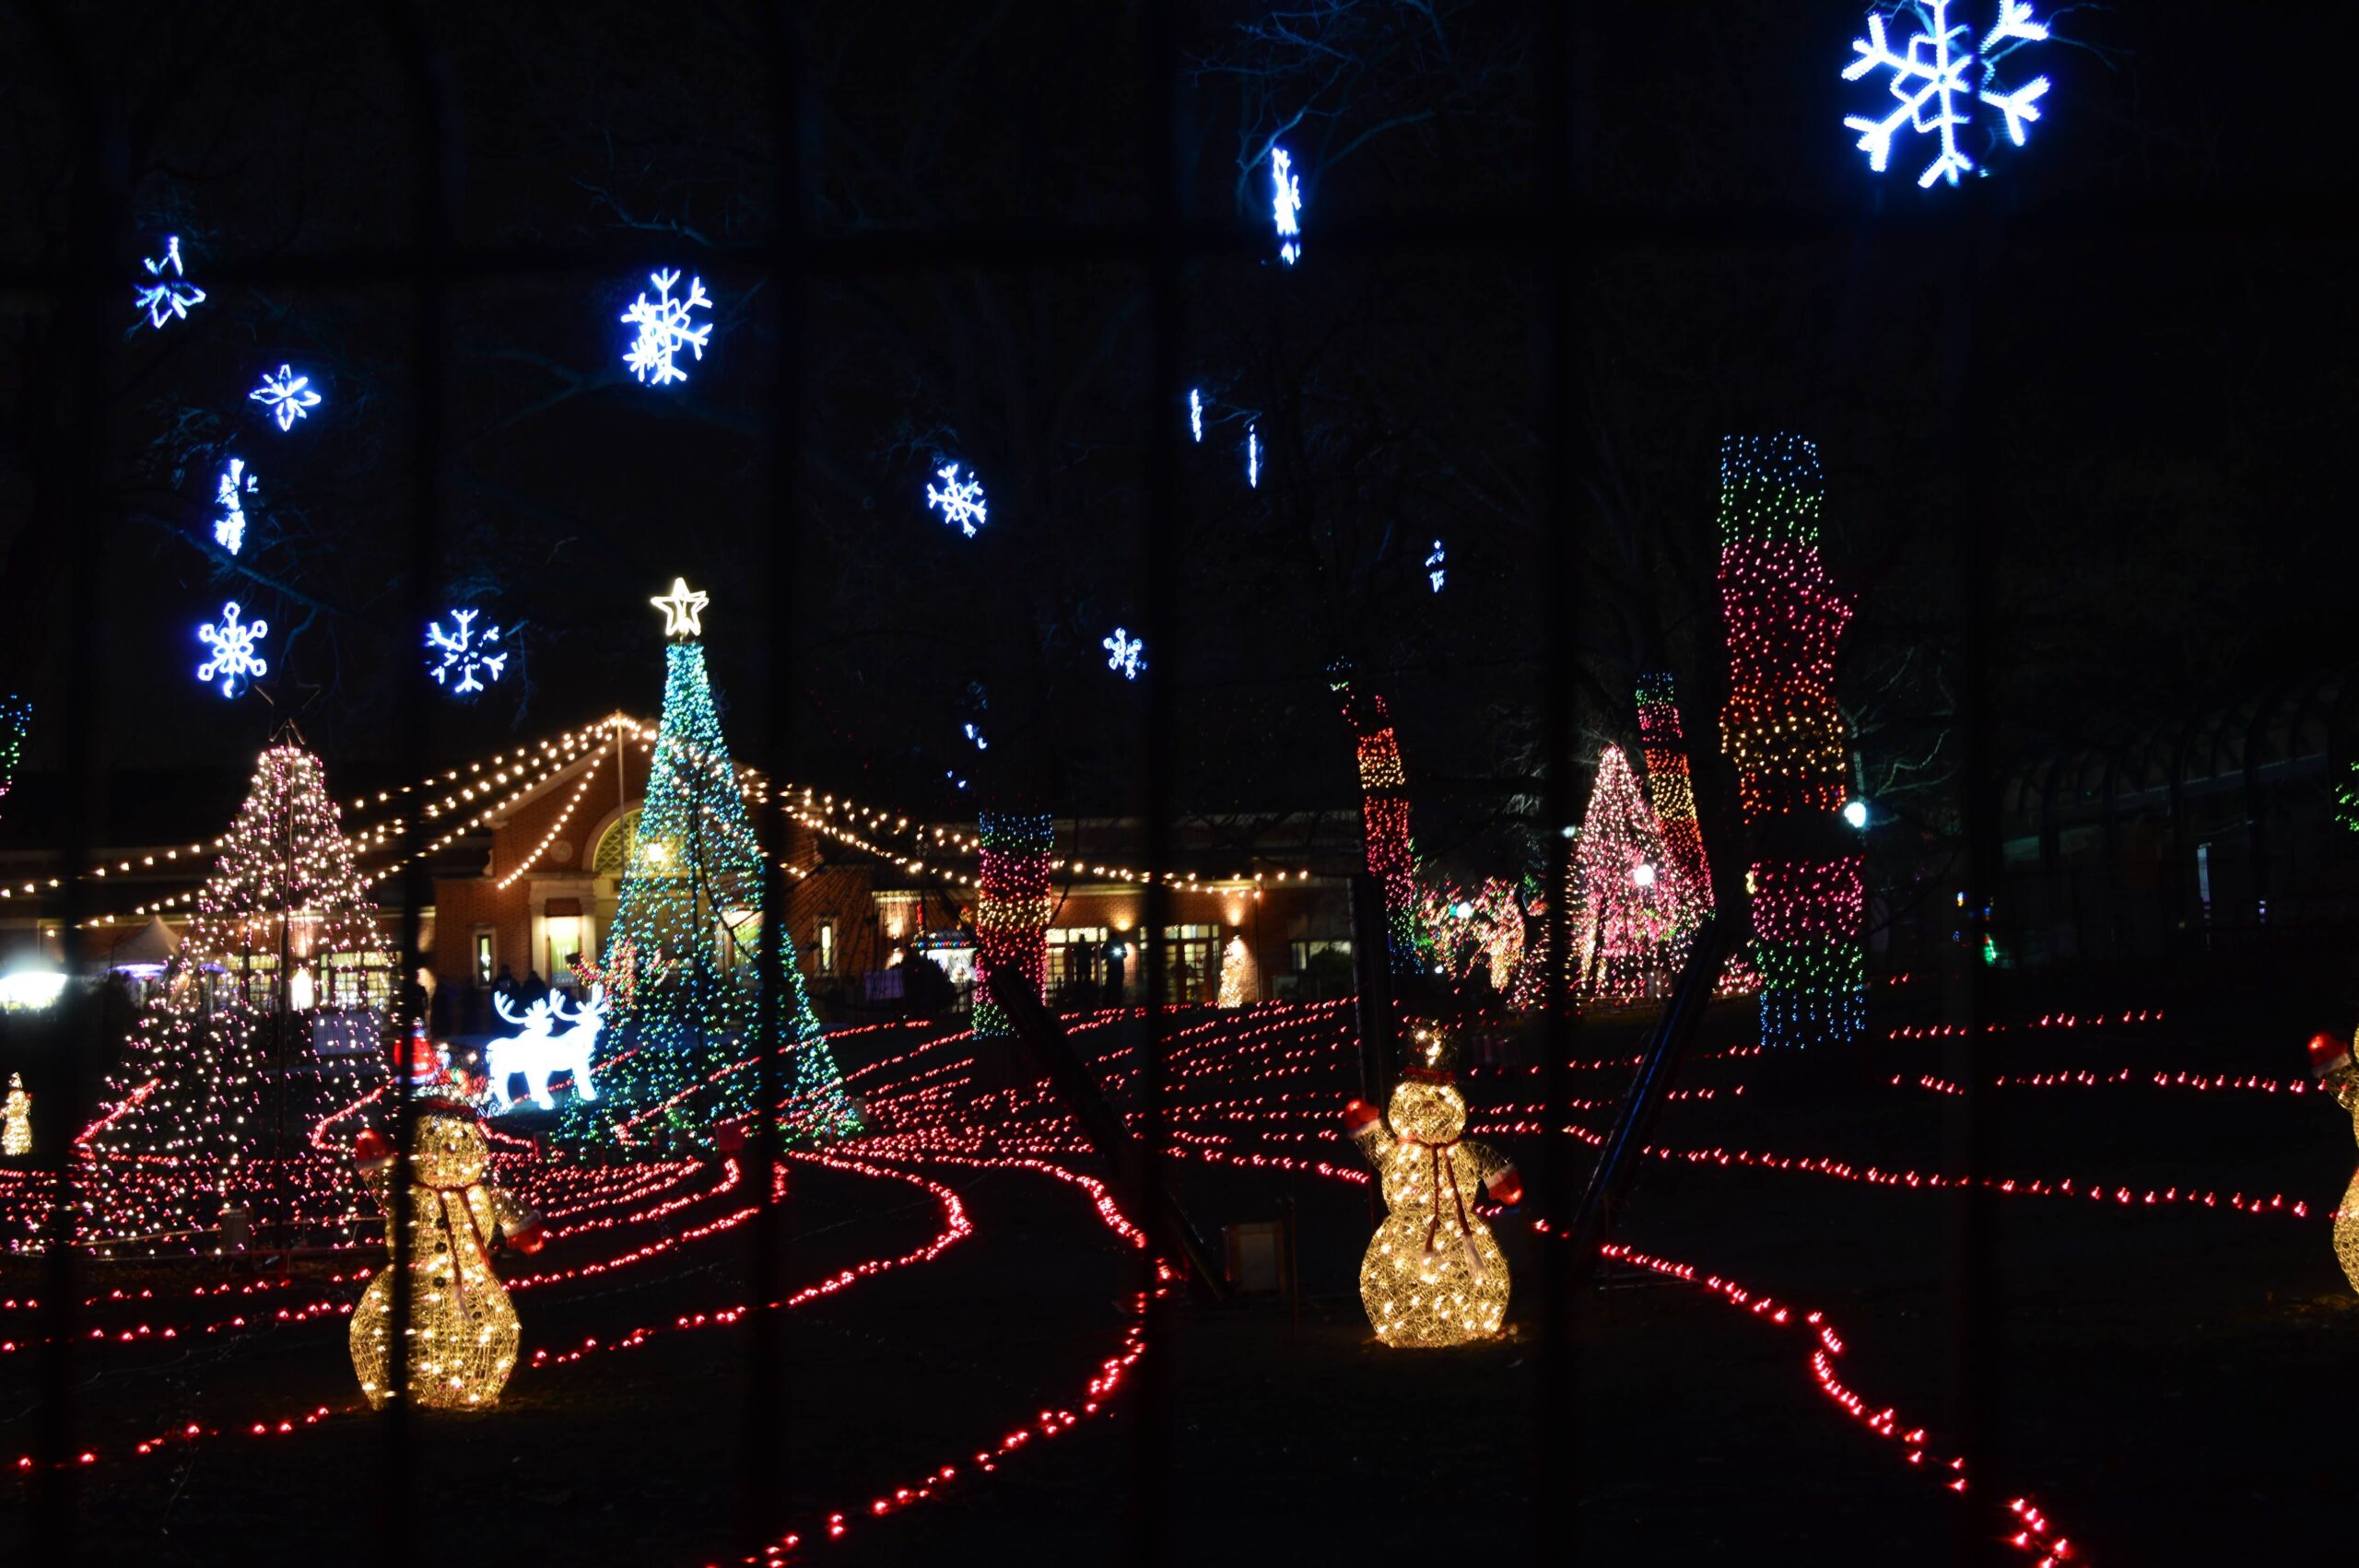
[
  {"left": 1573, "top": 744, "right": 1695, "bottom": 1003},
  {"left": 1717, "top": 434, "right": 1865, "bottom": 1047},
  {"left": 1421, "top": 879, "right": 1526, "bottom": 993},
  {"left": 574, "top": 584, "right": 856, "bottom": 1147},
  {"left": 80, "top": 743, "right": 391, "bottom": 1246},
  {"left": 0, "top": 695, "right": 28, "bottom": 816},
  {"left": 1330, "top": 660, "right": 1426, "bottom": 979},
  {"left": 973, "top": 812, "right": 1052, "bottom": 1036}
]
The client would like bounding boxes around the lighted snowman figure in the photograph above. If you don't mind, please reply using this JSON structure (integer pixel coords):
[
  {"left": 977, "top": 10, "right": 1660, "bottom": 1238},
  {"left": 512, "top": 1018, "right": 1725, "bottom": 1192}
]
[
  {"left": 1343, "top": 1024, "right": 1522, "bottom": 1347},
  {"left": 349, "top": 1034, "right": 546, "bottom": 1410},
  {"left": 2308, "top": 1031, "right": 2359, "bottom": 1294}
]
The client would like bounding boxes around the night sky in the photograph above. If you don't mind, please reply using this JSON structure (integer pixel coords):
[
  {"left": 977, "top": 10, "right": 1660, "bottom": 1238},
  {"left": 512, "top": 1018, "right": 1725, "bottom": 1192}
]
[{"left": 1, "top": 2, "right": 2349, "bottom": 871}]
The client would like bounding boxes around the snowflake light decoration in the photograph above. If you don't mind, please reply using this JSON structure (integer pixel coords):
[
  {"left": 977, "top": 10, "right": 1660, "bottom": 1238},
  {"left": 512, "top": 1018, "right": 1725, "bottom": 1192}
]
[
  {"left": 964, "top": 722, "right": 989, "bottom": 751},
  {"left": 620, "top": 269, "right": 713, "bottom": 386},
  {"left": 1842, "top": 1, "right": 2051, "bottom": 189},
  {"left": 425, "top": 608, "right": 508, "bottom": 696},
  {"left": 1190, "top": 388, "right": 1204, "bottom": 443},
  {"left": 925, "top": 462, "right": 988, "bottom": 536},
  {"left": 135, "top": 236, "right": 205, "bottom": 330},
  {"left": 1102, "top": 626, "right": 1146, "bottom": 681},
  {"left": 1271, "top": 146, "right": 1303, "bottom": 265},
  {"left": 196, "top": 602, "right": 268, "bottom": 698},
  {"left": 214, "top": 458, "right": 257, "bottom": 555},
  {"left": 1426, "top": 539, "right": 1446, "bottom": 593},
  {"left": 248, "top": 364, "right": 322, "bottom": 431},
  {"left": 1246, "top": 425, "right": 1261, "bottom": 488}
]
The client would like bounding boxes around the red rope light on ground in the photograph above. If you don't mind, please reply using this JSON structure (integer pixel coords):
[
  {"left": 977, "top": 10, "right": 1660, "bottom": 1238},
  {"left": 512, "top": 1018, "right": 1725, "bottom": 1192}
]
[{"left": 1594, "top": 1242, "right": 2081, "bottom": 1564}]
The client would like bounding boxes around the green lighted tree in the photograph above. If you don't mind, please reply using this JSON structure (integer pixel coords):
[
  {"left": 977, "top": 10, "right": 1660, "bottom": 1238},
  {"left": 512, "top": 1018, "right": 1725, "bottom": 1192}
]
[{"left": 569, "top": 580, "right": 857, "bottom": 1149}]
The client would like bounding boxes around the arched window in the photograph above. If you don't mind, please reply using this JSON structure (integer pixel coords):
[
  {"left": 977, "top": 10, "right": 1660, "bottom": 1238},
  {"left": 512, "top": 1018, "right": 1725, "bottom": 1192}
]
[{"left": 591, "top": 807, "right": 642, "bottom": 875}]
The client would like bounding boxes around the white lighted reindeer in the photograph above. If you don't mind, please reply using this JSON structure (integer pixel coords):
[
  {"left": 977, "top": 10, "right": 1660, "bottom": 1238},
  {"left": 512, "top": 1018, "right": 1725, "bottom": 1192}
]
[{"left": 485, "top": 986, "right": 608, "bottom": 1113}]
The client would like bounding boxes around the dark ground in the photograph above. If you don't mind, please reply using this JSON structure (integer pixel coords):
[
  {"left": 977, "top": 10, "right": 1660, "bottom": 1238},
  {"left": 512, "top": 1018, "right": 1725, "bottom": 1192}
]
[{"left": 6, "top": 980, "right": 2354, "bottom": 1564}]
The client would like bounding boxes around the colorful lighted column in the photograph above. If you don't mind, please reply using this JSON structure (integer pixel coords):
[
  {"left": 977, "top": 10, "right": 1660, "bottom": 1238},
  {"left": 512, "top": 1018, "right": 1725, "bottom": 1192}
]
[
  {"left": 974, "top": 812, "right": 1053, "bottom": 1036},
  {"left": 1330, "top": 661, "right": 1425, "bottom": 980},
  {"left": 1716, "top": 434, "right": 1864, "bottom": 1047}
]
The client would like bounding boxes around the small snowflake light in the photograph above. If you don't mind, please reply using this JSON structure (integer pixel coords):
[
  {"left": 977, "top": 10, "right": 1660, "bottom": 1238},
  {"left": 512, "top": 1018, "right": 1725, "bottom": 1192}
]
[
  {"left": 620, "top": 268, "right": 713, "bottom": 386},
  {"left": 249, "top": 364, "right": 322, "bottom": 431},
  {"left": 1103, "top": 626, "right": 1146, "bottom": 681},
  {"left": 214, "top": 458, "right": 257, "bottom": 556},
  {"left": 426, "top": 608, "right": 508, "bottom": 696},
  {"left": 925, "top": 462, "right": 988, "bottom": 536},
  {"left": 1246, "top": 425, "right": 1261, "bottom": 488},
  {"left": 196, "top": 602, "right": 269, "bottom": 698},
  {"left": 1270, "top": 146, "right": 1303, "bottom": 265},
  {"left": 1190, "top": 387, "right": 1204, "bottom": 443},
  {"left": 1426, "top": 539, "right": 1446, "bottom": 592},
  {"left": 1842, "top": 1, "right": 2050, "bottom": 189},
  {"left": 964, "top": 722, "right": 989, "bottom": 751},
  {"left": 135, "top": 236, "right": 205, "bottom": 330}
]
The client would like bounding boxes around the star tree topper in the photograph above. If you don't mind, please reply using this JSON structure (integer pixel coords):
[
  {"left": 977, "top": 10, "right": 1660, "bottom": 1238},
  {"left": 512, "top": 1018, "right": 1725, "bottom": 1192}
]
[{"left": 651, "top": 577, "right": 710, "bottom": 639}]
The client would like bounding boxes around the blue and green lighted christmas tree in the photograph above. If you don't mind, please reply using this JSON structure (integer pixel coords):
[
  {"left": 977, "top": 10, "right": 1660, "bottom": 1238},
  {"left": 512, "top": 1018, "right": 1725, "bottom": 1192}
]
[{"left": 570, "top": 579, "right": 858, "bottom": 1149}]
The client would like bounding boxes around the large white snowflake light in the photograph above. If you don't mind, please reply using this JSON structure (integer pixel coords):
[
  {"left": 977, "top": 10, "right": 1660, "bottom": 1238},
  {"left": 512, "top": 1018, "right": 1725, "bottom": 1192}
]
[
  {"left": 196, "top": 602, "right": 268, "bottom": 698},
  {"left": 214, "top": 458, "right": 257, "bottom": 555},
  {"left": 1842, "top": 2, "right": 2050, "bottom": 189},
  {"left": 426, "top": 608, "right": 508, "bottom": 696},
  {"left": 135, "top": 235, "right": 205, "bottom": 330},
  {"left": 1102, "top": 626, "right": 1146, "bottom": 681},
  {"left": 620, "top": 268, "right": 713, "bottom": 386},
  {"left": 925, "top": 462, "right": 988, "bottom": 536},
  {"left": 1271, "top": 146, "right": 1303, "bottom": 265},
  {"left": 249, "top": 364, "right": 322, "bottom": 431}
]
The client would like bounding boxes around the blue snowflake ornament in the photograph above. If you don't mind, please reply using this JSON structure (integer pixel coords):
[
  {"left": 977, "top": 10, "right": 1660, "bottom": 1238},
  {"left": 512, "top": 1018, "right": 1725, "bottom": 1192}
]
[
  {"left": 1103, "top": 627, "right": 1146, "bottom": 681},
  {"left": 426, "top": 608, "right": 508, "bottom": 696},
  {"left": 926, "top": 463, "right": 988, "bottom": 536},
  {"left": 135, "top": 236, "right": 205, "bottom": 330},
  {"left": 197, "top": 602, "right": 268, "bottom": 697},
  {"left": 1271, "top": 147, "right": 1303, "bottom": 265},
  {"left": 249, "top": 365, "right": 322, "bottom": 431},
  {"left": 1842, "top": 1, "right": 2050, "bottom": 189},
  {"left": 621, "top": 269, "right": 713, "bottom": 386},
  {"left": 214, "top": 459, "right": 257, "bottom": 556}
]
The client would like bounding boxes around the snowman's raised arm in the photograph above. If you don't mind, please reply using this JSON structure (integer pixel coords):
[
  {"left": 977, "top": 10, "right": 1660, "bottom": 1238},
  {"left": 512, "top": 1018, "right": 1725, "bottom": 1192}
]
[
  {"left": 1342, "top": 1098, "right": 1388, "bottom": 1164},
  {"left": 352, "top": 1127, "right": 393, "bottom": 1206}
]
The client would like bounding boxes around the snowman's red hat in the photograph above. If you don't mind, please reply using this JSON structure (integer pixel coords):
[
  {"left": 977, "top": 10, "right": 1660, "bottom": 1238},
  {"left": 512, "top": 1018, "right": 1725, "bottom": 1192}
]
[{"left": 2308, "top": 1031, "right": 2353, "bottom": 1079}]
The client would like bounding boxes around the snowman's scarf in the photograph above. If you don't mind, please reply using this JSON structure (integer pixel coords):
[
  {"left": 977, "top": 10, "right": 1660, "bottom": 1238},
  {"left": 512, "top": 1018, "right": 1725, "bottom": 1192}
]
[
  {"left": 420, "top": 1183, "right": 498, "bottom": 1316},
  {"left": 1403, "top": 1134, "right": 1486, "bottom": 1281}
]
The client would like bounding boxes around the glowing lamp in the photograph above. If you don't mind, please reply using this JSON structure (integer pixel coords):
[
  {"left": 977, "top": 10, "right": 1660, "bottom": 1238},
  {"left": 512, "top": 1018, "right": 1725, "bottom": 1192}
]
[
  {"left": 0, "top": 967, "right": 67, "bottom": 1011},
  {"left": 1631, "top": 863, "right": 1656, "bottom": 889},
  {"left": 1841, "top": 799, "right": 1870, "bottom": 829}
]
